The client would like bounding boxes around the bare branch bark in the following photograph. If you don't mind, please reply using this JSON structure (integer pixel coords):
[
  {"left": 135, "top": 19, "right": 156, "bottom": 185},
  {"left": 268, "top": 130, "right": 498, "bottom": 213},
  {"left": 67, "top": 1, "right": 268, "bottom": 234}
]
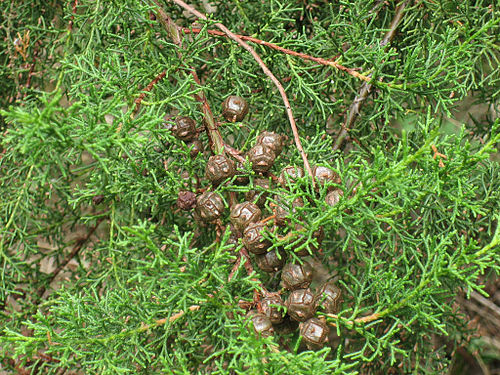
[{"left": 333, "top": 0, "right": 410, "bottom": 151}]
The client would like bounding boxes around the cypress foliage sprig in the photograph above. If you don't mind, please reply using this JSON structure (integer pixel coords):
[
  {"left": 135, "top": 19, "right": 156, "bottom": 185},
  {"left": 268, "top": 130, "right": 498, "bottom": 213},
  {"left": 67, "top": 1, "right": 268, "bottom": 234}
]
[{"left": 1, "top": 0, "right": 499, "bottom": 374}]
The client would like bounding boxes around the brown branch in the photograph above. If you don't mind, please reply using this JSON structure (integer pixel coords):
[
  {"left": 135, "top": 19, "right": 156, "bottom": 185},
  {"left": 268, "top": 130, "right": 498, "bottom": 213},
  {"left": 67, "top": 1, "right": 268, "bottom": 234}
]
[
  {"left": 166, "top": 0, "right": 314, "bottom": 185},
  {"left": 223, "top": 142, "right": 246, "bottom": 164},
  {"left": 151, "top": 0, "right": 225, "bottom": 154},
  {"left": 227, "top": 252, "right": 242, "bottom": 283},
  {"left": 149, "top": 305, "right": 201, "bottom": 329},
  {"left": 470, "top": 290, "right": 500, "bottom": 318},
  {"left": 326, "top": 311, "right": 382, "bottom": 328},
  {"left": 180, "top": 28, "right": 371, "bottom": 83},
  {"left": 133, "top": 70, "right": 167, "bottom": 114},
  {"left": 36, "top": 218, "right": 104, "bottom": 299},
  {"left": 333, "top": 0, "right": 410, "bottom": 151},
  {"left": 191, "top": 69, "right": 225, "bottom": 154},
  {"left": 68, "top": 0, "right": 78, "bottom": 31},
  {"left": 21, "top": 45, "right": 40, "bottom": 101}
]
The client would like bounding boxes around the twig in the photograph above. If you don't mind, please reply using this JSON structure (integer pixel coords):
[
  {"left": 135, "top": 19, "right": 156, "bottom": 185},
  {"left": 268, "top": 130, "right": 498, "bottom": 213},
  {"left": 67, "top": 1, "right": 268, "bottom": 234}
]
[
  {"left": 133, "top": 70, "right": 167, "bottom": 114},
  {"left": 191, "top": 69, "right": 225, "bottom": 154},
  {"left": 227, "top": 252, "right": 242, "bottom": 282},
  {"left": 36, "top": 218, "right": 104, "bottom": 299},
  {"left": 458, "top": 295, "right": 500, "bottom": 330},
  {"left": 151, "top": 1, "right": 225, "bottom": 154},
  {"left": 180, "top": 28, "right": 371, "bottom": 83},
  {"left": 471, "top": 290, "right": 500, "bottom": 317},
  {"left": 260, "top": 214, "right": 275, "bottom": 224},
  {"left": 326, "top": 311, "right": 382, "bottom": 328},
  {"left": 333, "top": 0, "right": 409, "bottom": 151},
  {"left": 473, "top": 349, "right": 491, "bottom": 375},
  {"left": 21, "top": 46, "right": 40, "bottom": 101},
  {"left": 68, "top": 0, "right": 78, "bottom": 31},
  {"left": 148, "top": 305, "right": 201, "bottom": 329},
  {"left": 431, "top": 144, "right": 446, "bottom": 168},
  {"left": 223, "top": 142, "right": 246, "bottom": 164},
  {"left": 166, "top": 0, "right": 315, "bottom": 185}
]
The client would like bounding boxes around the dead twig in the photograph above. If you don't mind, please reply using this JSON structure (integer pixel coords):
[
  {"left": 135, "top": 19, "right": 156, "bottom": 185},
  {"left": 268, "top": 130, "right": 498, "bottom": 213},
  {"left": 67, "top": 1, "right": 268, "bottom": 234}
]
[
  {"left": 13, "top": 30, "right": 30, "bottom": 61},
  {"left": 180, "top": 27, "right": 371, "bottom": 83},
  {"left": 458, "top": 294, "right": 500, "bottom": 330},
  {"left": 333, "top": 0, "right": 410, "bottom": 151},
  {"left": 471, "top": 290, "right": 500, "bottom": 318},
  {"left": 166, "top": 0, "right": 315, "bottom": 186},
  {"left": 431, "top": 144, "right": 447, "bottom": 168}
]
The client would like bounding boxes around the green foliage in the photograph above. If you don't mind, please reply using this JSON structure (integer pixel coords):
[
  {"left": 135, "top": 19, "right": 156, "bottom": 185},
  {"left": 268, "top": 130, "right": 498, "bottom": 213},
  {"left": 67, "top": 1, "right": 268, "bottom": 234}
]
[{"left": 1, "top": 0, "right": 499, "bottom": 374}]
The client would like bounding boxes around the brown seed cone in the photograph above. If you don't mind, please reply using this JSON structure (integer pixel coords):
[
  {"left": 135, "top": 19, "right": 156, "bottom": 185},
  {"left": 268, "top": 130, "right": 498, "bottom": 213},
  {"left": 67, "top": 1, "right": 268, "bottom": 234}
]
[
  {"left": 286, "top": 288, "right": 316, "bottom": 322},
  {"left": 188, "top": 139, "right": 203, "bottom": 158},
  {"left": 234, "top": 162, "right": 250, "bottom": 185},
  {"left": 315, "top": 281, "right": 342, "bottom": 314},
  {"left": 312, "top": 165, "right": 341, "bottom": 188},
  {"left": 255, "top": 249, "right": 286, "bottom": 273},
  {"left": 222, "top": 95, "right": 249, "bottom": 122},
  {"left": 273, "top": 315, "right": 299, "bottom": 335},
  {"left": 248, "top": 311, "right": 274, "bottom": 338},
  {"left": 325, "top": 189, "right": 344, "bottom": 206},
  {"left": 247, "top": 144, "right": 276, "bottom": 174},
  {"left": 242, "top": 222, "right": 271, "bottom": 255},
  {"left": 281, "top": 261, "right": 313, "bottom": 290},
  {"left": 274, "top": 196, "right": 304, "bottom": 227},
  {"left": 230, "top": 201, "right": 262, "bottom": 233},
  {"left": 261, "top": 294, "right": 285, "bottom": 324},
  {"left": 245, "top": 178, "right": 271, "bottom": 207},
  {"left": 278, "top": 165, "right": 305, "bottom": 188},
  {"left": 293, "top": 225, "right": 324, "bottom": 256},
  {"left": 174, "top": 116, "right": 197, "bottom": 141},
  {"left": 205, "top": 155, "right": 236, "bottom": 185},
  {"left": 195, "top": 191, "right": 225, "bottom": 222},
  {"left": 177, "top": 190, "right": 197, "bottom": 210},
  {"left": 256, "top": 131, "right": 285, "bottom": 157},
  {"left": 300, "top": 317, "right": 329, "bottom": 350}
]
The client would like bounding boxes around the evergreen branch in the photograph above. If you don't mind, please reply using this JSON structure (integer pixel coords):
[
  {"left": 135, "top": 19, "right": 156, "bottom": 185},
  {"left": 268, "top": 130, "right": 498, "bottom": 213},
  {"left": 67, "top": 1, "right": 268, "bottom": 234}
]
[
  {"left": 327, "top": 230, "right": 500, "bottom": 329},
  {"left": 152, "top": 1, "right": 225, "bottom": 154},
  {"left": 0, "top": 165, "right": 34, "bottom": 265},
  {"left": 179, "top": 27, "right": 371, "bottom": 83},
  {"left": 191, "top": 69, "right": 224, "bottom": 154},
  {"left": 1, "top": 2, "right": 499, "bottom": 373},
  {"left": 474, "top": 215, "right": 499, "bottom": 258},
  {"left": 35, "top": 217, "right": 104, "bottom": 300},
  {"left": 333, "top": 0, "right": 410, "bottom": 151},
  {"left": 165, "top": 0, "right": 315, "bottom": 185},
  {"left": 35, "top": 305, "right": 203, "bottom": 346},
  {"left": 136, "top": 305, "right": 201, "bottom": 334}
]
